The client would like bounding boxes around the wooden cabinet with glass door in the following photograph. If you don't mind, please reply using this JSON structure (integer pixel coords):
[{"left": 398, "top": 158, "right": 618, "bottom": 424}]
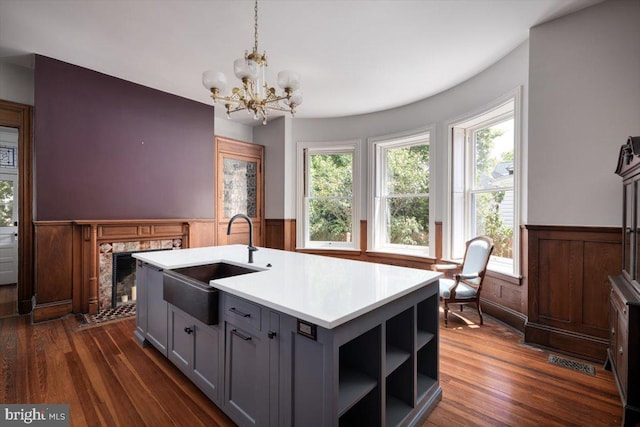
[{"left": 214, "top": 137, "right": 265, "bottom": 247}]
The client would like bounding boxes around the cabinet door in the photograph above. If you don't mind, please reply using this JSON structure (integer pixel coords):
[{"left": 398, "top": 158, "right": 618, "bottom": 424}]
[
  {"left": 168, "top": 306, "right": 194, "bottom": 373},
  {"left": 193, "top": 322, "right": 221, "bottom": 403},
  {"left": 224, "top": 322, "right": 269, "bottom": 426},
  {"left": 146, "top": 266, "right": 168, "bottom": 355}
]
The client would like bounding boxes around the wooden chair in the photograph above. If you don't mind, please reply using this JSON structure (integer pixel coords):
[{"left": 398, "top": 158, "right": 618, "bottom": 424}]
[{"left": 431, "top": 236, "right": 494, "bottom": 327}]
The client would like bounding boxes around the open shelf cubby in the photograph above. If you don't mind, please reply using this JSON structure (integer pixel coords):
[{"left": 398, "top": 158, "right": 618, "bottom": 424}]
[
  {"left": 385, "top": 307, "right": 413, "bottom": 377},
  {"left": 385, "top": 358, "right": 414, "bottom": 426},
  {"left": 417, "top": 295, "right": 439, "bottom": 403},
  {"left": 338, "top": 326, "right": 381, "bottom": 418},
  {"left": 339, "top": 385, "right": 381, "bottom": 427},
  {"left": 417, "top": 338, "right": 438, "bottom": 402},
  {"left": 416, "top": 296, "right": 438, "bottom": 351}
]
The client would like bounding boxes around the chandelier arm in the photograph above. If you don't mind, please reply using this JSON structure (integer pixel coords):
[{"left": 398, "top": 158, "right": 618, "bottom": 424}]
[{"left": 212, "top": 95, "right": 244, "bottom": 104}]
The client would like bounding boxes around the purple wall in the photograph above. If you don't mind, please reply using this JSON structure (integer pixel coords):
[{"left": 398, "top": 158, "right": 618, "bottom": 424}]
[{"left": 34, "top": 56, "right": 214, "bottom": 220}]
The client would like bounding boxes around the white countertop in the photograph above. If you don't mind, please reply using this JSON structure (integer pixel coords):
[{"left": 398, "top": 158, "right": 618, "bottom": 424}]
[{"left": 133, "top": 245, "right": 441, "bottom": 329}]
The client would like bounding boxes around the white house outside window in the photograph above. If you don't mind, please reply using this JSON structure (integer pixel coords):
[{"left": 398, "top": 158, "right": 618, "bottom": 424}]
[
  {"left": 297, "top": 141, "right": 360, "bottom": 250},
  {"left": 369, "top": 131, "right": 431, "bottom": 255},
  {"left": 451, "top": 94, "right": 520, "bottom": 274}
]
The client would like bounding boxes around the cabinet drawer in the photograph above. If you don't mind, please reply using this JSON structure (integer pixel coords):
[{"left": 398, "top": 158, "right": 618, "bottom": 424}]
[{"left": 224, "top": 294, "right": 261, "bottom": 331}]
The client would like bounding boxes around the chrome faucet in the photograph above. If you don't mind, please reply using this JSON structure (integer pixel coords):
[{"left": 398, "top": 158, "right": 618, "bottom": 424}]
[{"left": 227, "top": 213, "right": 258, "bottom": 263}]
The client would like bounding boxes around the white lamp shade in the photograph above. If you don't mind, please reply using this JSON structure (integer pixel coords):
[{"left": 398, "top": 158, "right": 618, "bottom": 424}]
[
  {"left": 234, "top": 58, "right": 259, "bottom": 81},
  {"left": 277, "top": 70, "right": 301, "bottom": 91},
  {"left": 202, "top": 71, "right": 227, "bottom": 91},
  {"left": 285, "top": 91, "right": 303, "bottom": 106}
]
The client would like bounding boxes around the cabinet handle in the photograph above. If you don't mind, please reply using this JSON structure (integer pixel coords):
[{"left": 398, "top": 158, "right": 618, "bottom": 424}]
[
  {"left": 611, "top": 328, "right": 616, "bottom": 336},
  {"left": 184, "top": 327, "right": 194, "bottom": 335},
  {"left": 231, "top": 328, "right": 252, "bottom": 341},
  {"left": 619, "top": 346, "right": 624, "bottom": 356},
  {"left": 623, "top": 308, "right": 627, "bottom": 316},
  {"left": 268, "top": 330, "right": 277, "bottom": 339},
  {"left": 229, "top": 307, "right": 251, "bottom": 318}
]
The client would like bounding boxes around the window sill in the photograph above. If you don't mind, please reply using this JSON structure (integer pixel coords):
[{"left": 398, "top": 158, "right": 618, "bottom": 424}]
[
  {"left": 296, "top": 247, "right": 362, "bottom": 257},
  {"left": 486, "top": 268, "right": 522, "bottom": 285},
  {"left": 366, "top": 249, "right": 435, "bottom": 263}
]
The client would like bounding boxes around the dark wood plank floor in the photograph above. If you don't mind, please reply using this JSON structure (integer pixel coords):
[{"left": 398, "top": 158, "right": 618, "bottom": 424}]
[
  {"left": 0, "top": 309, "right": 621, "bottom": 426},
  {"left": 0, "top": 284, "right": 17, "bottom": 318}
]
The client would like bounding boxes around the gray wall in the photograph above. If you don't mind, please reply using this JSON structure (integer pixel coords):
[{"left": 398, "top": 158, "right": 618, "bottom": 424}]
[
  {"left": 528, "top": 0, "right": 640, "bottom": 226},
  {"left": 0, "top": 59, "right": 33, "bottom": 105}
]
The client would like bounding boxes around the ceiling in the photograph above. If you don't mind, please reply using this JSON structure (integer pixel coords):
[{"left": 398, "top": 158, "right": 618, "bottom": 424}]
[{"left": 0, "top": 0, "right": 601, "bottom": 124}]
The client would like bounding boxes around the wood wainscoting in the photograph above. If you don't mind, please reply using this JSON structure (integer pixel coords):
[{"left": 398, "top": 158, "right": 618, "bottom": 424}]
[
  {"left": 525, "top": 225, "right": 621, "bottom": 362},
  {"left": 32, "top": 219, "right": 215, "bottom": 322}
]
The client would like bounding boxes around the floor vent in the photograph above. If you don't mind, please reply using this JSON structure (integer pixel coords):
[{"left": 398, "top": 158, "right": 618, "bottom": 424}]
[
  {"left": 79, "top": 302, "right": 136, "bottom": 327},
  {"left": 548, "top": 354, "right": 596, "bottom": 376}
]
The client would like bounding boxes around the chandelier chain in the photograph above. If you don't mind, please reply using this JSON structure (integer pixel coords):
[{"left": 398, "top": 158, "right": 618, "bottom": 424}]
[{"left": 254, "top": 0, "right": 259, "bottom": 54}]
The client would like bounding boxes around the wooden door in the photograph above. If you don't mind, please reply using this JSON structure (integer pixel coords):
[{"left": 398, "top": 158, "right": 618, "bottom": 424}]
[{"left": 215, "top": 137, "right": 264, "bottom": 247}]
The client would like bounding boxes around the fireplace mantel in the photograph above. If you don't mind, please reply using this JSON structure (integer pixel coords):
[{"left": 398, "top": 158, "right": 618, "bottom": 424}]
[{"left": 32, "top": 219, "right": 215, "bottom": 321}]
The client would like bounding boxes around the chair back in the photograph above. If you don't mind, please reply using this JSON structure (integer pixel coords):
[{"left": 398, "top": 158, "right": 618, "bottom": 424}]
[{"left": 460, "top": 236, "right": 494, "bottom": 287}]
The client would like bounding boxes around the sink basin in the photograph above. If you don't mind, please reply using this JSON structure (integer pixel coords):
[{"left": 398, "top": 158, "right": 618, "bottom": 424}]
[
  {"left": 163, "top": 262, "right": 260, "bottom": 325},
  {"left": 172, "top": 262, "right": 260, "bottom": 282}
]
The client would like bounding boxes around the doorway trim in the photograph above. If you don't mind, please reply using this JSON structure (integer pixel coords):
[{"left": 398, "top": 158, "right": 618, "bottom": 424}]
[{"left": 0, "top": 99, "right": 34, "bottom": 314}]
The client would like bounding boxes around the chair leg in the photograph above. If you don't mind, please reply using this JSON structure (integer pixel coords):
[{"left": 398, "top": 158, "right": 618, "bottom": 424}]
[
  {"left": 477, "top": 301, "right": 483, "bottom": 325},
  {"left": 443, "top": 302, "right": 449, "bottom": 327}
]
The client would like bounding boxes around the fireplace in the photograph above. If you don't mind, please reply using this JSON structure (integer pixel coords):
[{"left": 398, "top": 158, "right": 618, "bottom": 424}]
[
  {"left": 98, "top": 238, "right": 183, "bottom": 311},
  {"left": 111, "top": 249, "right": 169, "bottom": 307}
]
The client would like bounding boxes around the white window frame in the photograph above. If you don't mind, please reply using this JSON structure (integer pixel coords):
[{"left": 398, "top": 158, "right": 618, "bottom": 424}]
[
  {"left": 447, "top": 88, "right": 522, "bottom": 276},
  {"left": 367, "top": 128, "right": 433, "bottom": 257},
  {"left": 296, "top": 140, "right": 361, "bottom": 250}
]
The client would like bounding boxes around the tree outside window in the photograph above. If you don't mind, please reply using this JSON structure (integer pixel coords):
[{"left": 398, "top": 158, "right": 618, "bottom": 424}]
[
  {"left": 371, "top": 132, "right": 431, "bottom": 254},
  {"left": 382, "top": 143, "right": 430, "bottom": 246},
  {"left": 307, "top": 152, "right": 353, "bottom": 243},
  {"left": 471, "top": 122, "right": 514, "bottom": 260}
]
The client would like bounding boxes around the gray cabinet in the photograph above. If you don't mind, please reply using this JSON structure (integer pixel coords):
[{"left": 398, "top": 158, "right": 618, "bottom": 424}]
[
  {"left": 134, "top": 260, "right": 440, "bottom": 427},
  {"left": 134, "top": 261, "right": 167, "bottom": 356},
  {"left": 223, "top": 293, "right": 280, "bottom": 426},
  {"left": 168, "top": 304, "right": 221, "bottom": 403},
  {"left": 287, "top": 283, "right": 441, "bottom": 427}
]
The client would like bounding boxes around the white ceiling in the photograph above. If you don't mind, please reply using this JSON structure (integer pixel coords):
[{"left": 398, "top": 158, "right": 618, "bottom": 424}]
[{"left": 0, "top": 0, "right": 601, "bottom": 124}]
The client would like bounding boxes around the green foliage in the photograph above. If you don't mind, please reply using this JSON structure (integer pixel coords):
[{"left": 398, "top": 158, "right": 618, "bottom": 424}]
[
  {"left": 0, "top": 180, "right": 13, "bottom": 227},
  {"left": 308, "top": 153, "right": 353, "bottom": 242},
  {"left": 475, "top": 191, "right": 513, "bottom": 258},
  {"left": 474, "top": 126, "right": 514, "bottom": 259},
  {"left": 385, "top": 144, "right": 430, "bottom": 246}
]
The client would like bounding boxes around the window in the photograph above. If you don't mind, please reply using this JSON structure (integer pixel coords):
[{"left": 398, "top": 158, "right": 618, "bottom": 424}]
[
  {"left": 450, "top": 94, "right": 519, "bottom": 274},
  {"left": 369, "top": 131, "right": 431, "bottom": 255},
  {"left": 297, "top": 141, "right": 360, "bottom": 249}
]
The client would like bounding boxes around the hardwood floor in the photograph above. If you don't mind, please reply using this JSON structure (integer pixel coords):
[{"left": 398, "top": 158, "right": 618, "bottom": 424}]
[
  {"left": 0, "top": 284, "right": 17, "bottom": 318},
  {"left": 0, "top": 309, "right": 621, "bottom": 426}
]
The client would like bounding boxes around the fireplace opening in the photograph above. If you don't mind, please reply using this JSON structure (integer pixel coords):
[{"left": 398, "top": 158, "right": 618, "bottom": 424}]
[{"left": 112, "top": 249, "right": 169, "bottom": 307}]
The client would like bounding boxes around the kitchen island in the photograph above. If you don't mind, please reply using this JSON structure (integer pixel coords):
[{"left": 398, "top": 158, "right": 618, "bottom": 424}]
[{"left": 133, "top": 245, "right": 442, "bottom": 426}]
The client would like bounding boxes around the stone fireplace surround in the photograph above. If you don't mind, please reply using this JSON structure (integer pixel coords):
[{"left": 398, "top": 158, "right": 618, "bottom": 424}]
[{"left": 99, "top": 239, "right": 181, "bottom": 311}]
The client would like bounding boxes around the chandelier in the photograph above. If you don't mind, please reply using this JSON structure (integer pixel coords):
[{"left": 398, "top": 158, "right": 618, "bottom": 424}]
[{"left": 202, "top": 0, "right": 302, "bottom": 125}]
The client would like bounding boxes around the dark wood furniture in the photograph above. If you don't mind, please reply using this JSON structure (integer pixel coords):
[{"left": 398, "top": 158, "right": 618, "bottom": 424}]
[{"left": 610, "top": 136, "right": 640, "bottom": 426}]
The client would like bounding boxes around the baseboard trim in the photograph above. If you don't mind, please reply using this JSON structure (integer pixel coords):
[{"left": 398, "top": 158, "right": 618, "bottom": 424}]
[
  {"left": 524, "top": 321, "right": 608, "bottom": 363},
  {"left": 480, "top": 298, "right": 527, "bottom": 332},
  {"left": 32, "top": 300, "right": 73, "bottom": 323}
]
